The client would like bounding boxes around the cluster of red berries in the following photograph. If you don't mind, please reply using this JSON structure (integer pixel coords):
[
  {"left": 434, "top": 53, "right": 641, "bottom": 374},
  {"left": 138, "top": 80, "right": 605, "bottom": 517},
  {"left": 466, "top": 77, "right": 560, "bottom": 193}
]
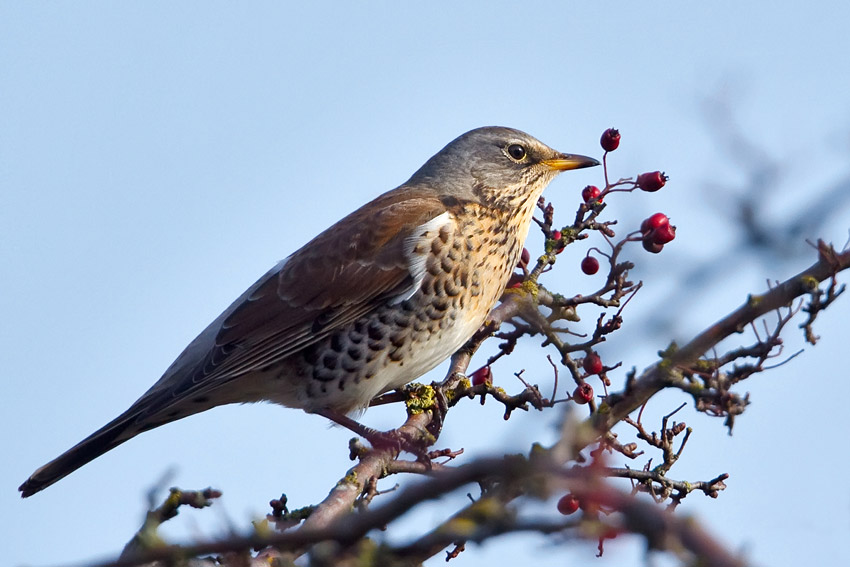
[
  {"left": 600, "top": 128, "right": 667, "bottom": 192},
  {"left": 640, "top": 212, "right": 676, "bottom": 254},
  {"left": 599, "top": 128, "right": 673, "bottom": 254},
  {"left": 571, "top": 351, "right": 603, "bottom": 403}
]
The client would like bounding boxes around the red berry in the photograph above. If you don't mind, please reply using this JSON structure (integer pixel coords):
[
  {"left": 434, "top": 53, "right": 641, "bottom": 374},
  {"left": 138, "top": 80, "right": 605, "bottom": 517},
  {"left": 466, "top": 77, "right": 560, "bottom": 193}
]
[
  {"left": 557, "top": 493, "right": 581, "bottom": 515},
  {"left": 600, "top": 128, "right": 620, "bottom": 152},
  {"left": 637, "top": 171, "right": 668, "bottom": 192},
  {"left": 506, "top": 273, "right": 524, "bottom": 288},
  {"left": 642, "top": 237, "right": 664, "bottom": 254},
  {"left": 640, "top": 212, "right": 670, "bottom": 234},
  {"left": 581, "top": 255, "right": 599, "bottom": 275},
  {"left": 470, "top": 366, "right": 492, "bottom": 386},
  {"left": 651, "top": 223, "right": 676, "bottom": 245},
  {"left": 551, "top": 230, "right": 564, "bottom": 254},
  {"left": 581, "top": 185, "right": 602, "bottom": 203},
  {"left": 582, "top": 353, "right": 603, "bottom": 374},
  {"left": 572, "top": 383, "right": 594, "bottom": 404}
]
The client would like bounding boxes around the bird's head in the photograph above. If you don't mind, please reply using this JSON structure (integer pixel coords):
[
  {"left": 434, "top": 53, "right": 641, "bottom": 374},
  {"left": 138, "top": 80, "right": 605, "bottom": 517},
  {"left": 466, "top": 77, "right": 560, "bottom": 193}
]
[{"left": 408, "top": 126, "right": 599, "bottom": 209}]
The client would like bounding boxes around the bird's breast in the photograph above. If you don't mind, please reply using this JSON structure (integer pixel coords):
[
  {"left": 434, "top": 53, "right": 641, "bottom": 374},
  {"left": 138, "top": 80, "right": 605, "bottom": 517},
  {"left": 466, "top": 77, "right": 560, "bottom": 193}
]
[{"left": 288, "top": 203, "right": 529, "bottom": 414}]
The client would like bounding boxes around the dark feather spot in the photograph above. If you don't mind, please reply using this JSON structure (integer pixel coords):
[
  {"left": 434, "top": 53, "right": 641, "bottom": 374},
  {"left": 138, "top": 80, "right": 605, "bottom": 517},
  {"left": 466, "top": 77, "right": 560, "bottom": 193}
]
[
  {"left": 440, "top": 195, "right": 460, "bottom": 209},
  {"left": 347, "top": 347, "right": 363, "bottom": 361},
  {"left": 322, "top": 353, "right": 338, "bottom": 370},
  {"left": 444, "top": 278, "right": 460, "bottom": 296},
  {"left": 390, "top": 332, "right": 406, "bottom": 348},
  {"left": 367, "top": 321, "right": 385, "bottom": 341},
  {"left": 312, "top": 368, "right": 336, "bottom": 382}
]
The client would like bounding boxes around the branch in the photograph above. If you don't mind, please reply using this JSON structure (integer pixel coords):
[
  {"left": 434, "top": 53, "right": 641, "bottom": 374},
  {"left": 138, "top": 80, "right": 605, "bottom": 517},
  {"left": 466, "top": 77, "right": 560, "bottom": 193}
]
[{"left": 591, "top": 241, "right": 850, "bottom": 434}]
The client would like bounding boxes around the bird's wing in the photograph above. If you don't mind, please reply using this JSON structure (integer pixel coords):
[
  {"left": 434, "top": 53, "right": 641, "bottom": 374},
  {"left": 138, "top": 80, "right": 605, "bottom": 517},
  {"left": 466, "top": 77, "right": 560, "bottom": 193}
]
[{"left": 160, "top": 190, "right": 454, "bottom": 401}]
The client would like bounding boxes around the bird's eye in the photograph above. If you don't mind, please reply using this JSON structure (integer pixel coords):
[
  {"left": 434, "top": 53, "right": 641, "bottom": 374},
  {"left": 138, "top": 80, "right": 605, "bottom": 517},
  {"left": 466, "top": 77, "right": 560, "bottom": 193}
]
[{"left": 507, "top": 143, "right": 527, "bottom": 161}]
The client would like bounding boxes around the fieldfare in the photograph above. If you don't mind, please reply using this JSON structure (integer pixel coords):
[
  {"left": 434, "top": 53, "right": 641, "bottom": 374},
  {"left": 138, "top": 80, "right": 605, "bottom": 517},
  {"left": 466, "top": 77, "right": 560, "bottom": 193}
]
[{"left": 20, "top": 126, "right": 598, "bottom": 497}]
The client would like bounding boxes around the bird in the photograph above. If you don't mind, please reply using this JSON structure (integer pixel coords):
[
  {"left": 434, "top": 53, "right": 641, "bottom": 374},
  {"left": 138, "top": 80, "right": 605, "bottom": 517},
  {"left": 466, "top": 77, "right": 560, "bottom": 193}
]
[{"left": 19, "top": 126, "right": 599, "bottom": 497}]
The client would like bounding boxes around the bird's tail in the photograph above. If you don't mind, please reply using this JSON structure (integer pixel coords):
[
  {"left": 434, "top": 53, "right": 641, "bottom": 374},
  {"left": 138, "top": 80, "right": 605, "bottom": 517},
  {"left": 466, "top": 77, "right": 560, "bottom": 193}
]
[{"left": 19, "top": 412, "right": 140, "bottom": 498}]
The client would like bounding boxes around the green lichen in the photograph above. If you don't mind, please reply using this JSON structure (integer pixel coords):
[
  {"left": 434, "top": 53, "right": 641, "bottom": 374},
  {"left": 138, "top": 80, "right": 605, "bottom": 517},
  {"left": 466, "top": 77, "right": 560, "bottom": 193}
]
[
  {"left": 438, "top": 517, "right": 478, "bottom": 538},
  {"left": 337, "top": 470, "right": 359, "bottom": 488},
  {"left": 521, "top": 279, "right": 539, "bottom": 299},
  {"left": 801, "top": 275, "right": 820, "bottom": 291},
  {"left": 405, "top": 382, "right": 437, "bottom": 414}
]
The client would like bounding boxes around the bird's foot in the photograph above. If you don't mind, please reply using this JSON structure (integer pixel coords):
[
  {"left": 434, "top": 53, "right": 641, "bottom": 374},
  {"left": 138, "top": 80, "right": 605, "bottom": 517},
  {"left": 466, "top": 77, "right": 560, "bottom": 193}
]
[{"left": 314, "top": 409, "right": 432, "bottom": 458}]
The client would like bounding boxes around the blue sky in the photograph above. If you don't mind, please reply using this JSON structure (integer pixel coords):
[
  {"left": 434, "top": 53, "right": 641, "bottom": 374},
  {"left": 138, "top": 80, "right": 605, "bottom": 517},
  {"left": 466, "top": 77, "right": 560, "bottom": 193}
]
[{"left": 3, "top": 2, "right": 850, "bottom": 566}]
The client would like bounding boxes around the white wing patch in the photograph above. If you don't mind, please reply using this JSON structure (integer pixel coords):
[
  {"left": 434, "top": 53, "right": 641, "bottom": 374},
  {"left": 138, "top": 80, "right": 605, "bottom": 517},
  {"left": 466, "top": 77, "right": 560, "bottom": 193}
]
[{"left": 391, "top": 211, "right": 454, "bottom": 304}]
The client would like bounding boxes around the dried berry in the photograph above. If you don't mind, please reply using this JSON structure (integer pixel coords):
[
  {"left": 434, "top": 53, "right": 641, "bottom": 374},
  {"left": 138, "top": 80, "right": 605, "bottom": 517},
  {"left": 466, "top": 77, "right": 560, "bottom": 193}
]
[
  {"left": 637, "top": 171, "right": 668, "bottom": 192},
  {"left": 582, "top": 185, "right": 602, "bottom": 203},
  {"left": 642, "top": 237, "right": 664, "bottom": 254},
  {"left": 600, "top": 128, "right": 620, "bottom": 152},
  {"left": 572, "top": 382, "right": 594, "bottom": 404},
  {"left": 581, "top": 255, "right": 600, "bottom": 275}
]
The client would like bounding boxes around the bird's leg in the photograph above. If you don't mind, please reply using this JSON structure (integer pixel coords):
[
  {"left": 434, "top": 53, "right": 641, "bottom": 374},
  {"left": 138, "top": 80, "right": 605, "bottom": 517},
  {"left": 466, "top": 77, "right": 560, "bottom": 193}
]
[
  {"left": 313, "top": 409, "right": 424, "bottom": 456},
  {"left": 314, "top": 409, "right": 387, "bottom": 442}
]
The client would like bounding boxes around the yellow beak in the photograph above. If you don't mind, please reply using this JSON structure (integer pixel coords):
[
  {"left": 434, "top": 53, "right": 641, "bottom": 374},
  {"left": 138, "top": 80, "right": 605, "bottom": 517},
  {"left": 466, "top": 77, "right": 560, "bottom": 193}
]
[{"left": 542, "top": 153, "right": 600, "bottom": 171}]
